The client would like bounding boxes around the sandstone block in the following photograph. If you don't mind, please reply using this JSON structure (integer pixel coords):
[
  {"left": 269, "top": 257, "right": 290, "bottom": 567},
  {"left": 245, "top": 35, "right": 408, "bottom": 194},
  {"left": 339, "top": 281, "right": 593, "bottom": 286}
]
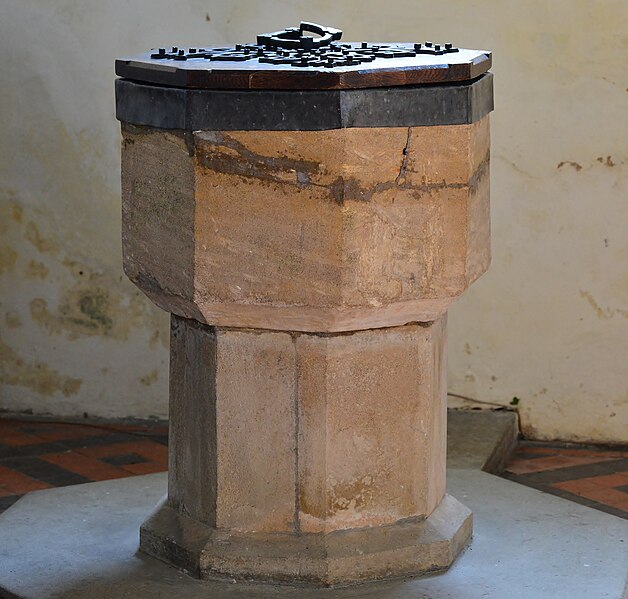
[
  {"left": 296, "top": 318, "right": 447, "bottom": 532},
  {"left": 161, "top": 316, "right": 448, "bottom": 537},
  {"left": 168, "top": 317, "right": 296, "bottom": 533},
  {"left": 121, "top": 118, "right": 490, "bottom": 332},
  {"left": 141, "top": 492, "right": 472, "bottom": 586}
]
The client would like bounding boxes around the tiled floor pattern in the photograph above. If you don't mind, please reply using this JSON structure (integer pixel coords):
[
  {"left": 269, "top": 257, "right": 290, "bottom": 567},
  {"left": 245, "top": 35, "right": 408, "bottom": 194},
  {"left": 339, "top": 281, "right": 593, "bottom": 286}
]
[
  {"left": 1, "top": 418, "right": 626, "bottom": 521},
  {"left": 0, "top": 418, "right": 167, "bottom": 514},
  {"left": 502, "top": 441, "right": 628, "bottom": 519}
]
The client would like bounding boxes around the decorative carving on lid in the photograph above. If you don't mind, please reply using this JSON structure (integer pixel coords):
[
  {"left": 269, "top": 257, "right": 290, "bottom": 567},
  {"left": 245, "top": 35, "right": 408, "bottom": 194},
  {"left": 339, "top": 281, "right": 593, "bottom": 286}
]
[{"left": 149, "top": 22, "right": 459, "bottom": 68}]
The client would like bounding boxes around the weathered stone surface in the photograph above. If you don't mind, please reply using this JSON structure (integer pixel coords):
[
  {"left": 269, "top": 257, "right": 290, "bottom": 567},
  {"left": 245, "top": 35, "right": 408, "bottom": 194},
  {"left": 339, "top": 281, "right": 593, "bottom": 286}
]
[
  {"left": 164, "top": 316, "right": 447, "bottom": 536},
  {"left": 121, "top": 125, "right": 202, "bottom": 322},
  {"left": 121, "top": 112, "right": 491, "bottom": 585},
  {"left": 214, "top": 328, "right": 296, "bottom": 533},
  {"left": 167, "top": 317, "right": 217, "bottom": 526},
  {"left": 147, "top": 316, "right": 457, "bottom": 583},
  {"left": 121, "top": 118, "right": 490, "bottom": 332},
  {"left": 296, "top": 318, "right": 447, "bottom": 532},
  {"left": 140, "top": 493, "right": 472, "bottom": 586},
  {"left": 168, "top": 316, "right": 296, "bottom": 533}
]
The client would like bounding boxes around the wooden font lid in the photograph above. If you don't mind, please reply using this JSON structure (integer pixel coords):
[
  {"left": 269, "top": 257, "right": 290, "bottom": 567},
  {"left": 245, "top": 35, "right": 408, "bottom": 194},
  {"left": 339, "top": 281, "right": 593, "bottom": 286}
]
[{"left": 115, "top": 21, "right": 491, "bottom": 91}]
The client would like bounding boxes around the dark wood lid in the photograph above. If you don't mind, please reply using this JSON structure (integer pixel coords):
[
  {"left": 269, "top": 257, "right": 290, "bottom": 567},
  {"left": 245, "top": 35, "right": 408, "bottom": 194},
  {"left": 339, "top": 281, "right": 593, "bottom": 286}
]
[{"left": 115, "top": 23, "right": 491, "bottom": 91}]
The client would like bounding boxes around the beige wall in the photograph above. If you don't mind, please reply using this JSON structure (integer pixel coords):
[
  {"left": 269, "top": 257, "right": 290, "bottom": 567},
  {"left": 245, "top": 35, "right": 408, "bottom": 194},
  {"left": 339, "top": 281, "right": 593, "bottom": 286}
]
[{"left": 1, "top": 1, "right": 626, "bottom": 441}]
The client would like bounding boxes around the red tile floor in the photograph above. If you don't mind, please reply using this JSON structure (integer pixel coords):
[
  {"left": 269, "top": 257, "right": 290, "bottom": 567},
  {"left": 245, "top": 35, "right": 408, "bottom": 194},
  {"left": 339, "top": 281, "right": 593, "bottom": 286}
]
[
  {"left": 502, "top": 441, "right": 628, "bottom": 519},
  {"left": 0, "top": 417, "right": 167, "bottom": 514},
  {"left": 0, "top": 418, "right": 626, "bottom": 521}
]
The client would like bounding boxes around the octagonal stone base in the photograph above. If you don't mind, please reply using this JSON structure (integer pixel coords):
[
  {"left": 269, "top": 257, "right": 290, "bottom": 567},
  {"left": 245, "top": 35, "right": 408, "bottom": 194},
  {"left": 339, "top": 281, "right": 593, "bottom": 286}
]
[{"left": 140, "top": 494, "right": 472, "bottom": 587}]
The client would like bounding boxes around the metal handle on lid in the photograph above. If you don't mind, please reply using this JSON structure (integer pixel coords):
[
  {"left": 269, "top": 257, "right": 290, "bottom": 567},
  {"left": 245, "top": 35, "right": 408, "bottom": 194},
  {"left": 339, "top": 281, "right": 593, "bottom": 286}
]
[{"left": 257, "top": 22, "right": 343, "bottom": 51}]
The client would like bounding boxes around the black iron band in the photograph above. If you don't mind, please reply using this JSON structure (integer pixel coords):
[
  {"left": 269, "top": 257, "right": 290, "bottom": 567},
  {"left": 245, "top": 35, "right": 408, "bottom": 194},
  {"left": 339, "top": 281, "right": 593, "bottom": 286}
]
[{"left": 115, "top": 73, "right": 493, "bottom": 131}]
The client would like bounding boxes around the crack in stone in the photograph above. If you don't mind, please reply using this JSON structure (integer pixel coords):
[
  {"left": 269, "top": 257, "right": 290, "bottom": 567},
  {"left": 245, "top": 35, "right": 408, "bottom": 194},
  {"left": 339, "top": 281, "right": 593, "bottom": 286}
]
[{"left": 395, "top": 127, "right": 412, "bottom": 185}]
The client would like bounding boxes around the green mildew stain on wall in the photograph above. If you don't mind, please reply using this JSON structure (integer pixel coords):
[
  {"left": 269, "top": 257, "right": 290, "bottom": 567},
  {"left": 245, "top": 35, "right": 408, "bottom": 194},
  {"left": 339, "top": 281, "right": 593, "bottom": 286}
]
[
  {"left": 76, "top": 289, "right": 114, "bottom": 331},
  {"left": 28, "top": 257, "right": 164, "bottom": 342}
]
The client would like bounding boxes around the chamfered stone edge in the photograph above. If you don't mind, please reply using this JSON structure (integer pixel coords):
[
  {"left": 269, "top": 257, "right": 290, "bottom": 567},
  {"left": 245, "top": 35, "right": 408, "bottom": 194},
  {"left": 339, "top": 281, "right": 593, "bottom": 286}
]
[{"left": 139, "top": 493, "right": 472, "bottom": 586}]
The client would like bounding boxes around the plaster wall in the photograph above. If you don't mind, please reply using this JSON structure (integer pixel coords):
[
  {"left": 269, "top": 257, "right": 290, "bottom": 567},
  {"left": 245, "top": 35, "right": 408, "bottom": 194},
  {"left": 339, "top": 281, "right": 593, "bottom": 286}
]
[{"left": 0, "top": 1, "right": 626, "bottom": 441}]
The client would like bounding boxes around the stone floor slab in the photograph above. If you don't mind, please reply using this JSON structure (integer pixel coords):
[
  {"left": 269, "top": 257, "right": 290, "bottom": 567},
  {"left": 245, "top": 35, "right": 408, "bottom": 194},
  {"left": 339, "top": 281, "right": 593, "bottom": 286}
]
[
  {"left": 0, "top": 469, "right": 626, "bottom": 599},
  {"left": 447, "top": 409, "right": 518, "bottom": 472}
]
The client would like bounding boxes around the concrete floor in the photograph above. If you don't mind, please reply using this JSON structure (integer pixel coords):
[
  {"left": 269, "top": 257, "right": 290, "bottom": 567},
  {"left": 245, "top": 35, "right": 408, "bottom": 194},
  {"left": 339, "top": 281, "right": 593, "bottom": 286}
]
[{"left": 0, "top": 466, "right": 626, "bottom": 599}]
